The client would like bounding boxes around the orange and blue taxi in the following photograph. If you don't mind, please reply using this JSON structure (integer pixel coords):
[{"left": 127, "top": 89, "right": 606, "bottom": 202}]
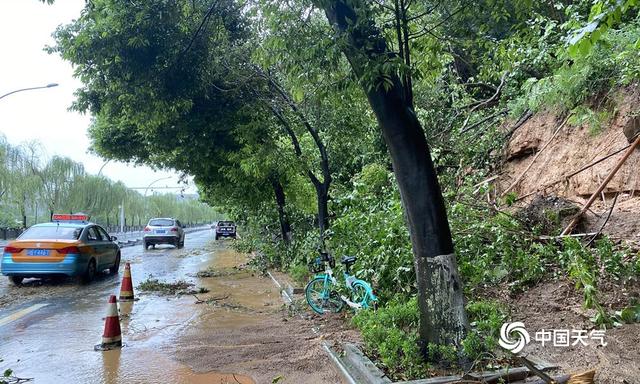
[{"left": 1, "top": 214, "right": 121, "bottom": 285}]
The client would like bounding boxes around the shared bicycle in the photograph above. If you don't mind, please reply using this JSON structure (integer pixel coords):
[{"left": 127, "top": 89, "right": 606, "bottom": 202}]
[{"left": 304, "top": 251, "right": 377, "bottom": 314}]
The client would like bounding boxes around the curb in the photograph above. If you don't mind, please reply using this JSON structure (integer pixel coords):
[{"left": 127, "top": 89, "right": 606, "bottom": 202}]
[
  {"left": 323, "top": 342, "right": 391, "bottom": 384},
  {"left": 267, "top": 271, "right": 293, "bottom": 304},
  {"left": 322, "top": 342, "right": 359, "bottom": 384}
]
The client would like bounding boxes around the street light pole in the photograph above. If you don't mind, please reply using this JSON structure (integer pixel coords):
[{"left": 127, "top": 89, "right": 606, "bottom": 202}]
[
  {"left": 144, "top": 176, "right": 173, "bottom": 198},
  {"left": 143, "top": 176, "right": 172, "bottom": 218},
  {"left": 97, "top": 160, "right": 111, "bottom": 176},
  {"left": 0, "top": 83, "right": 59, "bottom": 100}
]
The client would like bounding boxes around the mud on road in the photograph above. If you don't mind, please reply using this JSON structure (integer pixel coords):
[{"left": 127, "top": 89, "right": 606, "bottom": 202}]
[
  {"left": 170, "top": 248, "right": 359, "bottom": 384},
  {"left": 0, "top": 232, "right": 357, "bottom": 383}
]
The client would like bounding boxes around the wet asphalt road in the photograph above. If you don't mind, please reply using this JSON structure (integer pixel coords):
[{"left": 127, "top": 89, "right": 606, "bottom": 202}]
[{"left": 0, "top": 229, "right": 234, "bottom": 383}]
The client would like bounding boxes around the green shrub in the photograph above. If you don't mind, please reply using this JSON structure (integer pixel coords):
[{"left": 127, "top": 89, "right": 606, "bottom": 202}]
[
  {"left": 328, "top": 164, "right": 415, "bottom": 301},
  {"left": 288, "top": 263, "right": 310, "bottom": 285},
  {"left": 352, "top": 298, "right": 429, "bottom": 380},
  {"left": 510, "top": 20, "right": 640, "bottom": 115},
  {"left": 463, "top": 300, "right": 508, "bottom": 360}
]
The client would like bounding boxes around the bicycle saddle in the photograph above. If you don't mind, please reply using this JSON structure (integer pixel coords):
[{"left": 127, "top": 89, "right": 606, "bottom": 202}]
[{"left": 341, "top": 256, "right": 357, "bottom": 265}]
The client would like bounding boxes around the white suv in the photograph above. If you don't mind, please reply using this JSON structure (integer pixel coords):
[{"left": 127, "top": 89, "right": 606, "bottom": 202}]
[{"left": 143, "top": 218, "right": 185, "bottom": 249}]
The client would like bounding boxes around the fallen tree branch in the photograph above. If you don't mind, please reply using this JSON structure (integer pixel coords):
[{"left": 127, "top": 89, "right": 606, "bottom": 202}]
[
  {"left": 459, "top": 108, "right": 508, "bottom": 134},
  {"left": 501, "top": 115, "right": 570, "bottom": 197},
  {"left": 1, "top": 375, "right": 34, "bottom": 383},
  {"left": 538, "top": 232, "right": 599, "bottom": 241},
  {"left": 586, "top": 192, "right": 619, "bottom": 247},
  {"left": 515, "top": 142, "right": 633, "bottom": 202},
  {"left": 192, "top": 294, "right": 204, "bottom": 304},
  {"left": 504, "top": 109, "right": 533, "bottom": 139},
  {"left": 460, "top": 73, "right": 508, "bottom": 130},
  {"left": 193, "top": 294, "right": 229, "bottom": 304},
  {"left": 561, "top": 134, "right": 640, "bottom": 235}
]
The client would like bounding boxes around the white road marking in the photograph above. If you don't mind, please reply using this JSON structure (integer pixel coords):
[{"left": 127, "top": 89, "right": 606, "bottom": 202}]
[{"left": 0, "top": 303, "right": 49, "bottom": 327}]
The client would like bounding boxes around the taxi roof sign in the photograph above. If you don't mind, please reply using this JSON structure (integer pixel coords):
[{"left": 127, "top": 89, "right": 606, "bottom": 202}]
[{"left": 52, "top": 214, "right": 90, "bottom": 222}]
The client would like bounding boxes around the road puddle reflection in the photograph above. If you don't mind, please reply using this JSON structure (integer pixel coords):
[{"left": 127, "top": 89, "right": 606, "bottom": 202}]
[{"left": 100, "top": 348, "right": 255, "bottom": 384}]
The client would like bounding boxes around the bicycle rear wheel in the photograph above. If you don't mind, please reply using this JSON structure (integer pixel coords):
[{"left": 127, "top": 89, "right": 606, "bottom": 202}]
[{"left": 305, "top": 277, "right": 343, "bottom": 314}]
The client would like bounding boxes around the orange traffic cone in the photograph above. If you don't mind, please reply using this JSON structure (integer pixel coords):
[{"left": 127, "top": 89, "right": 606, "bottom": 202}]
[
  {"left": 119, "top": 262, "right": 134, "bottom": 301},
  {"left": 95, "top": 295, "right": 122, "bottom": 351}
]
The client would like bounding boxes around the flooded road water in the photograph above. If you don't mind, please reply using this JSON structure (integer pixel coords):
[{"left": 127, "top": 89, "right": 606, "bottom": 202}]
[
  {"left": 0, "top": 230, "right": 348, "bottom": 383},
  {"left": 0, "top": 230, "right": 254, "bottom": 383}
]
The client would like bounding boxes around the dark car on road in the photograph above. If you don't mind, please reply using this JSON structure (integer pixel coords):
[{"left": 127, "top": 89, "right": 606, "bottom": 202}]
[{"left": 215, "top": 221, "right": 236, "bottom": 240}]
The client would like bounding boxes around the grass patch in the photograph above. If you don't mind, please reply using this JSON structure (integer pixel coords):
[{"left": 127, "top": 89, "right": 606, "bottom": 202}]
[
  {"left": 138, "top": 277, "right": 209, "bottom": 295},
  {"left": 288, "top": 263, "right": 311, "bottom": 286},
  {"left": 195, "top": 267, "right": 242, "bottom": 278}
]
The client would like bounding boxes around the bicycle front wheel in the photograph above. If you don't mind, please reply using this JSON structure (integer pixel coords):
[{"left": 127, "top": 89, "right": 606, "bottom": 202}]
[{"left": 305, "top": 277, "right": 343, "bottom": 314}]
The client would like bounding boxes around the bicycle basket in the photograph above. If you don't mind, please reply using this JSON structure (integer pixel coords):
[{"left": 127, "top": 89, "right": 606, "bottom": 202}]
[
  {"left": 309, "top": 257, "right": 324, "bottom": 273},
  {"left": 319, "top": 251, "right": 336, "bottom": 268}
]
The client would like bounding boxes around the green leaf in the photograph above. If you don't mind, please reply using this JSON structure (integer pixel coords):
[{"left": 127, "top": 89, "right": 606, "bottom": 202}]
[
  {"left": 568, "top": 42, "right": 580, "bottom": 58},
  {"left": 3, "top": 370, "right": 12, "bottom": 378},
  {"left": 579, "top": 39, "right": 592, "bottom": 56},
  {"left": 619, "top": 307, "right": 636, "bottom": 323},
  {"left": 292, "top": 88, "right": 304, "bottom": 103}
]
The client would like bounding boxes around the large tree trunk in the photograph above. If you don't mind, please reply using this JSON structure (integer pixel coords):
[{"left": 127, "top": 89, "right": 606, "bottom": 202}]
[
  {"left": 313, "top": 181, "right": 330, "bottom": 246},
  {"left": 270, "top": 177, "right": 292, "bottom": 243},
  {"left": 321, "top": 0, "right": 469, "bottom": 349}
]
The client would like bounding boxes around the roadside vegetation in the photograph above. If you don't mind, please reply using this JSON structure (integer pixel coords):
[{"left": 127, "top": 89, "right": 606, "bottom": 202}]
[
  {"left": 48, "top": 0, "right": 640, "bottom": 379},
  {"left": 0, "top": 138, "right": 219, "bottom": 229},
  {"left": 138, "top": 277, "right": 209, "bottom": 296}
]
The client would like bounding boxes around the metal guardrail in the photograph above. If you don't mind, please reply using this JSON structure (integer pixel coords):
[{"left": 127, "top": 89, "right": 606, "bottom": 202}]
[{"left": 1, "top": 228, "right": 23, "bottom": 241}]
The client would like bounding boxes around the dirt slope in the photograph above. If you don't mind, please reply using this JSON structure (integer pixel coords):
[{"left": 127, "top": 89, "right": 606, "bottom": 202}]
[{"left": 499, "top": 84, "right": 640, "bottom": 241}]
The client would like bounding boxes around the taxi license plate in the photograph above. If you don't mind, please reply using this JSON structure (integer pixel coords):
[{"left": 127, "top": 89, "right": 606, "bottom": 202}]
[
  {"left": 27, "top": 249, "right": 50, "bottom": 256},
  {"left": 155, "top": 230, "right": 166, "bottom": 234}
]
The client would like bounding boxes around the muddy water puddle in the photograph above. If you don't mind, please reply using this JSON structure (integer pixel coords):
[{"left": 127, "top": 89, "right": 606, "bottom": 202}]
[
  {"left": 102, "top": 249, "right": 262, "bottom": 384},
  {"left": 193, "top": 249, "right": 280, "bottom": 312},
  {"left": 100, "top": 348, "right": 254, "bottom": 384}
]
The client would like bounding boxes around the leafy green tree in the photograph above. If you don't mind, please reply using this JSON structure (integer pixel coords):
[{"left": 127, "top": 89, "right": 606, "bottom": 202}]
[
  {"left": 50, "top": 0, "right": 343, "bottom": 248},
  {"left": 567, "top": 0, "right": 639, "bottom": 56},
  {"left": 30, "top": 156, "right": 85, "bottom": 220},
  {"left": 311, "top": 0, "right": 470, "bottom": 348}
]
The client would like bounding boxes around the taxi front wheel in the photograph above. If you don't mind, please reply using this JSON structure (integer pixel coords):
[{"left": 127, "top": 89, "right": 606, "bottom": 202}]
[{"left": 9, "top": 276, "right": 24, "bottom": 285}]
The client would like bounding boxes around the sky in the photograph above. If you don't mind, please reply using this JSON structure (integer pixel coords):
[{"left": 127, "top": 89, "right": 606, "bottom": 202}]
[{"left": 0, "top": 0, "right": 196, "bottom": 194}]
